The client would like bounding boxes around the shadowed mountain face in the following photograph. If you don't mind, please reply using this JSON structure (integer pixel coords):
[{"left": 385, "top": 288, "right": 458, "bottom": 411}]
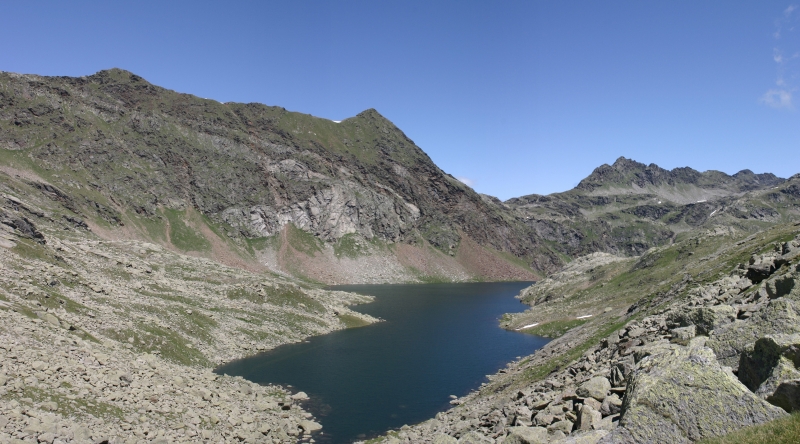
[{"left": 0, "top": 69, "right": 797, "bottom": 282}]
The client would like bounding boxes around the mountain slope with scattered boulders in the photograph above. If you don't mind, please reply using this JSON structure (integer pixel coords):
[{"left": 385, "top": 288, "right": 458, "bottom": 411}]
[{"left": 369, "top": 222, "right": 800, "bottom": 443}]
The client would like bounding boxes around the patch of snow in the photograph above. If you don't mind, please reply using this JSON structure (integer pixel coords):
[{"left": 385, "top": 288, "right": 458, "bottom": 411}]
[
  {"left": 696, "top": 200, "right": 707, "bottom": 203},
  {"left": 515, "top": 323, "right": 539, "bottom": 330},
  {"left": 576, "top": 315, "right": 593, "bottom": 319},
  {"left": 332, "top": 120, "right": 341, "bottom": 123},
  {"left": 710, "top": 209, "right": 718, "bottom": 217}
]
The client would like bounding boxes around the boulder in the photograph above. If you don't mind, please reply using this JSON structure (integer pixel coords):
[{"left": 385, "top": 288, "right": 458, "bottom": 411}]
[
  {"left": 670, "top": 325, "right": 696, "bottom": 345},
  {"left": 707, "top": 299, "right": 800, "bottom": 370},
  {"left": 600, "top": 394, "right": 622, "bottom": 416},
  {"left": 44, "top": 313, "right": 61, "bottom": 328},
  {"left": 37, "top": 432, "right": 57, "bottom": 443},
  {"left": 432, "top": 434, "right": 458, "bottom": 444},
  {"left": 72, "top": 425, "right": 92, "bottom": 441},
  {"left": 604, "top": 331, "right": 621, "bottom": 348},
  {"left": 666, "top": 305, "right": 736, "bottom": 335},
  {"left": 765, "top": 271, "right": 799, "bottom": 300},
  {"left": 626, "top": 327, "right": 645, "bottom": 338},
  {"left": 747, "top": 253, "right": 780, "bottom": 283},
  {"left": 576, "top": 377, "right": 610, "bottom": 401},
  {"left": 31, "top": 360, "right": 47, "bottom": 371},
  {"left": 547, "top": 420, "right": 574, "bottom": 435},
  {"left": 768, "top": 380, "right": 800, "bottom": 412},
  {"left": 576, "top": 404, "right": 602, "bottom": 431},
  {"left": 738, "top": 333, "right": 800, "bottom": 392},
  {"left": 552, "top": 430, "right": 609, "bottom": 443},
  {"left": 299, "top": 419, "right": 322, "bottom": 432},
  {"left": 291, "top": 391, "right": 309, "bottom": 400},
  {"left": 759, "top": 359, "right": 800, "bottom": 401},
  {"left": 502, "top": 426, "right": 549, "bottom": 444},
  {"left": 609, "top": 357, "right": 635, "bottom": 387},
  {"left": 599, "top": 339, "right": 786, "bottom": 444},
  {"left": 514, "top": 405, "right": 534, "bottom": 426},
  {"left": 596, "top": 414, "right": 619, "bottom": 431},
  {"left": 458, "top": 431, "right": 493, "bottom": 443},
  {"left": 580, "top": 398, "right": 601, "bottom": 412},
  {"left": 737, "top": 333, "right": 800, "bottom": 411},
  {"left": 532, "top": 411, "right": 554, "bottom": 427}
]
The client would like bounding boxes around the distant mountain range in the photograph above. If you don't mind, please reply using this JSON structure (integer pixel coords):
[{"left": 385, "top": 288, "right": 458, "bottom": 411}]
[{"left": 1, "top": 68, "right": 798, "bottom": 283}]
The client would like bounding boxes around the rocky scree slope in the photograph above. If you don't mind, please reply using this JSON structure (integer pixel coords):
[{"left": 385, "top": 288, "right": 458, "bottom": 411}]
[
  {"left": 0, "top": 170, "right": 378, "bottom": 443},
  {"left": 507, "top": 157, "right": 797, "bottom": 260},
  {"left": 0, "top": 68, "right": 551, "bottom": 283},
  {"left": 367, "top": 222, "right": 800, "bottom": 443}
]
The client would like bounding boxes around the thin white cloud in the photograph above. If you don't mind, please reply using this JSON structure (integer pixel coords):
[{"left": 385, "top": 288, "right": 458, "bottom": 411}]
[
  {"left": 761, "top": 89, "right": 794, "bottom": 109},
  {"left": 456, "top": 177, "right": 474, "bottom": 187},
  {"left": 764, "top": 6, "right": 799, "bottom": 110}
]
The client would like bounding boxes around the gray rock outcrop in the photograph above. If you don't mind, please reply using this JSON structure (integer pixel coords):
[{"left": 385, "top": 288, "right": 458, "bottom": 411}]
[
  {"left": 502, "top": 426, "right": 549, "bottom": 444},
  {"left": 600, "top": 338, "right": 786, "bottom": 443}
]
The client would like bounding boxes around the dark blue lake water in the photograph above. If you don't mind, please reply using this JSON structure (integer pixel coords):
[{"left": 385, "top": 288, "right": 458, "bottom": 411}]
[{"left": 215, "top": 281, "right": 548, "bottom": 444}]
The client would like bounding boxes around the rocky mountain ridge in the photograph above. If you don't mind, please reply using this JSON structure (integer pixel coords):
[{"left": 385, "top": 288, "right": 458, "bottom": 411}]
[
  {"left": 573, "top": 157, "right": 783, "bottom": 195},
  {"left": 0, "top": 69, "right": 548, "bottom": 283},
  {"left": 3, "top": 69, "right": 798, "bottom": 284},
  {"left": 507, "top": 157, "right": 799, "bottom": 259}
]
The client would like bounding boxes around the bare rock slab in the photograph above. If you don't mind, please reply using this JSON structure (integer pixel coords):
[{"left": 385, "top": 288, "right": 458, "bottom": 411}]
[
  {"left": 600, "top": 338, "right": 787, "bottom": 444},
  {"left": 576, "top": 377, "right": 610, "bottom": 401},
  {"left": 707, "top": 298, "right": 800, "bottom": 370}
]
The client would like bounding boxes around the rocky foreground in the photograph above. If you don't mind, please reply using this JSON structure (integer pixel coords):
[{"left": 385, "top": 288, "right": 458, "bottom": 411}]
[{"left": 368, "top": 226, "right": 800, "bottom": 443}]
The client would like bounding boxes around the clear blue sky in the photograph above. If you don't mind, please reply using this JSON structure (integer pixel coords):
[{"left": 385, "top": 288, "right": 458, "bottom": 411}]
[{"left": 2, "top": 1, "right": 798, "bottom": 199}]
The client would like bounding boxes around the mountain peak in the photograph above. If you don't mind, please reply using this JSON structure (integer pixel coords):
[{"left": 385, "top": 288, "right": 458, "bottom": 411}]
[
  {"left": 612, "top": 156, "right": 643, "bottom": 169},
  {"left": 356, "top": 108, "right": 383, "bottom": 118},
  {"left": 353, "top": 108, "right": 394, "bottom": 126},
  {"left": 576, "top": 157, "right": 783, "bottom": 193},
  {"left": 88, "top": 68, "right": 150, "bottom": 85}
]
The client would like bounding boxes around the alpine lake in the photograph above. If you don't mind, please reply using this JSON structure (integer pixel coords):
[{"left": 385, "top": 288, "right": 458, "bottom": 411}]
[{"left": 215, "top": 281, "right": 549, "bottom": 444}]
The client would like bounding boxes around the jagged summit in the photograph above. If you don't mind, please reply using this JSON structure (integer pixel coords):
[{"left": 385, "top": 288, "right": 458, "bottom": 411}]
[
  {"left": 576, "top": 157, "right": 784, "bottom": 192},
  {"left": 505, "top": 156, "right": 796, "bottom": 258}
]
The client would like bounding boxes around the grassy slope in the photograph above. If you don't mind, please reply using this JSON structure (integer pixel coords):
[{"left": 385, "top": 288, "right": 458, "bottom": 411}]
[{"left": 699, "top": 413, "right": 800, "bottom": 444}]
